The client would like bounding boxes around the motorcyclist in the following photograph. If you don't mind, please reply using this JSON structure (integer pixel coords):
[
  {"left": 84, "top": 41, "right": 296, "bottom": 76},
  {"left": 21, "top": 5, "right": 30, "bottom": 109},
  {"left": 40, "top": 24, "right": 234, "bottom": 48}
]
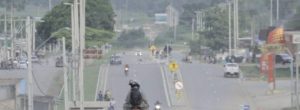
[
  {"left": 124, "top": 80, "right": 149, "bottom": 110},
  {"left": 124, "top": 64, "right": 129, "bottom": 76},
  {"left": 104, "top": 90, "right": 112, "bottom": 101},
  {"left": 154, "top": 101, "right": 161, "bottom": 110}
]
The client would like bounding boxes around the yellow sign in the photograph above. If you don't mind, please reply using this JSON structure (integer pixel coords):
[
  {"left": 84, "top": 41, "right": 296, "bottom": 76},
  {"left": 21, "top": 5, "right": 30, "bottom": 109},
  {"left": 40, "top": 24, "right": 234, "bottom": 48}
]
[
  {"left": 261, "top": 44, "right": 284, "bottom": 53},
  {"left": 150, "top": 45, "right": 156, "bottom": 51},
  {"left": 168, "top": 61, "right": 179, "bottom": 72}
]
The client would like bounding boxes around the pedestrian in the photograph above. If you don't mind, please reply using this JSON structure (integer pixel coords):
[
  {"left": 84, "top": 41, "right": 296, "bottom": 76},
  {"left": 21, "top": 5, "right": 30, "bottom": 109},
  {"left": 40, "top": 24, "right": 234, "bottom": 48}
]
[{"left": 97, "top": 91, "right": 103, "bottom": 101}]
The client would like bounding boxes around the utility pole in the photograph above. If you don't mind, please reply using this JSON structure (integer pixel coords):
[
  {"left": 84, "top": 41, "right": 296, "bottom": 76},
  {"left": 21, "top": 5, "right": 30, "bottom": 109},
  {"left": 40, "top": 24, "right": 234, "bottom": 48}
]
[
  {"left": 270, "top": 0, "right": 273, "bottom": 26},
  {"left": 79, "top": 0, "right": 86, "bottom": 110},
  {"left": 26, "top": 16, "right": 33, "bottom": 110},
  {"left": 74, "top": 0, "right": 80, "bottom": 101},
  {"left": 192, "top": 18, "right": 194, "bottom": 40},
  {"left": 33, "top": 22, "right": 36, "bottom": 51},
  {"left": 237, "top": 0, "right": 239, "bottom": 52},
  {"left": 64, "top": 2, "right": 76, "bottom": 101},
  {"left": 4, "top": 8, "right": 7, "bottom": 60},
  {"left": 10, "top": 2, "right": 14, "bottom": 59},
  {"left": 233, "top": 0, "right": 236, "bottom": 55},
  {"left": 49, "top": 0, "right": 52, "bottom": 11},
  {"left": 125, "top": 0, "right": 128, "bottom": 25},
  {"left": 63, "top": 37, "right": 69, "bottom": 110},
  {"left": 71, "top": 4, "right": 76, "bottom": 102},
  {"left": 228, "top": 1, "right": 232, "bottom": 56},
  {"left": 276, "top": 0, "right": 279, "bottom": 22},
  {"left": 296, "top": 47, "right": 299, "bottom": 110},
  {"left": 233, "top": 0, "right": 239, "bottom": 55},
  {"left": 173, "top": 17, "right": 177, "bottom": 42}
]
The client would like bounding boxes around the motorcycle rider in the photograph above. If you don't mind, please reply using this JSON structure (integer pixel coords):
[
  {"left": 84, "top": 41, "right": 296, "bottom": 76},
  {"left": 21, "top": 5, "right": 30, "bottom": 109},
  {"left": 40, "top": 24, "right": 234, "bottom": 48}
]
[
  {"left": 104, "top": 90, "right": 112, "bottom": 101},
  {"left": 124, "top": 64, "right": 129, "bottom": 76},
  {"left": 154, "top": 101, "right": 161, "bottom": 110},
  {"left": 124, "top": 80, "right": 149, "bottom": 110}
]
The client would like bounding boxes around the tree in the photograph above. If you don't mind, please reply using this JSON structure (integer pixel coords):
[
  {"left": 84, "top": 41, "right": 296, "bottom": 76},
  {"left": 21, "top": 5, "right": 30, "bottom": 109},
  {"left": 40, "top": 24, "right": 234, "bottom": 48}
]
[
  {"left": 51, "top": 27, "right": 114, "bottom": 49},
  {"left": 0, "top": 0, "right": 26, "bottom": 10},
  {"left": 199, "top": 7, "right": 228, "bottom": 51},
  {"left": 36, "top": 0, "right": 115, "bottom": 46},
  {"left": 286, "top": 5, "right": 300, "bottom": 30},
  {"left": 116, "top": 28, "right": 148, "bottom": 48}
]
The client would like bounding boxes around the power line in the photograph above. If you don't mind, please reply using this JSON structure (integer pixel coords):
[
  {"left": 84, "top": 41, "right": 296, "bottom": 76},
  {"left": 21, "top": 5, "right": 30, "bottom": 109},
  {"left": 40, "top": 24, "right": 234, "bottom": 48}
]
[{"left": 32, "top": 69, "right": 48, "bottom": 96}]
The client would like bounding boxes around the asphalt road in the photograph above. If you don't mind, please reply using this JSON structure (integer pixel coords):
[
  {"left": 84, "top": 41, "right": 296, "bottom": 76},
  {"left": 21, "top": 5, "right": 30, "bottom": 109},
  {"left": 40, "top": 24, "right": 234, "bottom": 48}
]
[{"left": 106, "top": 51, "right": 171, "bottom": 110}]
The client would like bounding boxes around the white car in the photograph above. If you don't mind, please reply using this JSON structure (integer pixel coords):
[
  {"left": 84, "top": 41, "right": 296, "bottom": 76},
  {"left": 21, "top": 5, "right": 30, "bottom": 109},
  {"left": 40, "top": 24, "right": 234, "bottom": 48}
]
[
  {"left": 224, "top": 63, "right": 240, "bottom": 78},
  {"left": 19, "top": 61, "right": 28, "bottom": 69},
  {"left": 135, "top": 51, "right": 143, "bottom": 56},
  {"left": 32, "top": 56, "right": 40, "bottom": 63}
]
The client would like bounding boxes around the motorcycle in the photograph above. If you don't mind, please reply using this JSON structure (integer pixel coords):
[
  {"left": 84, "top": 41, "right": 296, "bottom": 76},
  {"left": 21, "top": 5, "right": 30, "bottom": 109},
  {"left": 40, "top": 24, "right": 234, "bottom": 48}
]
[
  {"left": 124, "top": 80, "right": 149, "bottom": 110},
  {"left": 154, "top": 101, "right": 161, "bottom": 110},
  {"left": 125, "top": 67, "right": 129, "bottom": 76}
]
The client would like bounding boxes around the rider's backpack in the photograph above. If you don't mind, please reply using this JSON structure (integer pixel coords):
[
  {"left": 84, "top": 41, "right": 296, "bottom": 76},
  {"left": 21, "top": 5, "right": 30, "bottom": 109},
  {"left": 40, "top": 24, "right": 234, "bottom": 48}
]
[{"left": 130, "top": 89, "right": 142, "bottom": 106}]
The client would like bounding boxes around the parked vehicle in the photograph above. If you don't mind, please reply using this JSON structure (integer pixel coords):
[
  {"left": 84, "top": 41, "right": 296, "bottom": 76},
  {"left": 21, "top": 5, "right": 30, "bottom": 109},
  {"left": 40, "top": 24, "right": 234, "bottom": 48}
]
[
  {"left": 224, "top": 63, "right": 240, "bottom": 78},
  {"left": 55, "top": 57, "right": 63, "bottom": 67},
  {"left": 110, "top": 55, "right": 122, "bottom": 65},
  {"left": 275, "top": 54, "right": 292, "bottom": 65}
]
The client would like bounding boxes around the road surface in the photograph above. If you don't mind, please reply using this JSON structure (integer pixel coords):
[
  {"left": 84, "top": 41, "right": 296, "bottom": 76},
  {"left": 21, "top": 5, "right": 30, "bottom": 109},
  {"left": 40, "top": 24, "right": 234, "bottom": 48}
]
[{"left": 106, "top": 51, "right": 171, "bottom": 110}]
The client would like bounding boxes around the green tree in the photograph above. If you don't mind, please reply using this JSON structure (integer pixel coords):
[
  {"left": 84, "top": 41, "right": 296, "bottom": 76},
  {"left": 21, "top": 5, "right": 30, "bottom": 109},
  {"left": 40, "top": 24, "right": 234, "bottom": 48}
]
[
  {"left": 286, "top": 5, "right": 300, "bottom": 30},
  {"left": 199, "top": 7, "right": 228, "bottom": 51},
  {"left": 115, "top": 28, "right": 148, "bottom": 48},
  {"left": 51, "top": 27, "right": 114, "bottom": 49},
  {"left": 36, "top": 0, "right": 115, "bottom": 46},
  {"left": 0, "top": 0, "right": 26, "bottom": 10}
]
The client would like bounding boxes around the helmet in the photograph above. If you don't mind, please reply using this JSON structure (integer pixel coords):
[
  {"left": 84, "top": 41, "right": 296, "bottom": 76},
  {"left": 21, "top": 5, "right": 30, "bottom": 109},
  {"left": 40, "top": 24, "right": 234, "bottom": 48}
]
[{"left": 129, "top": 80, "right": 140, "bottom": 89}]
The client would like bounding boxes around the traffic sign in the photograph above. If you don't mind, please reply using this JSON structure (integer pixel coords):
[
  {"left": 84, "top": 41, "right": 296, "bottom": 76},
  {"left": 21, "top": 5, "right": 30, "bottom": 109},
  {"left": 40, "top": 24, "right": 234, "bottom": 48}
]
[
  {"left": 168, "top": 61, "right": 179, "bottom": 72},
  {"left": 175, "top": 81, "right": 183, "bottom": 90}
]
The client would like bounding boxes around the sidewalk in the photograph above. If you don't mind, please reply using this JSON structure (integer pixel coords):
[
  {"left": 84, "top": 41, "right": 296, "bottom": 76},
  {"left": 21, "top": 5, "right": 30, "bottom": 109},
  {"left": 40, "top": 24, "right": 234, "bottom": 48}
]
[{"left": 241, "top": 79, "right": 292, "bottom": 110}]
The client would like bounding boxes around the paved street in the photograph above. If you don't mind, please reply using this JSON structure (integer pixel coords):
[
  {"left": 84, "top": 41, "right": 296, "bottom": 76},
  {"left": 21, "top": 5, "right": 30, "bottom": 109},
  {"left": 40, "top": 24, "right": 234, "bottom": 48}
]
[
  {"left": 106, "top": 51, "right": 171, "bottom": 110},
  {"left": 179, "top": 63, "right": 251, "bottom": 110}
]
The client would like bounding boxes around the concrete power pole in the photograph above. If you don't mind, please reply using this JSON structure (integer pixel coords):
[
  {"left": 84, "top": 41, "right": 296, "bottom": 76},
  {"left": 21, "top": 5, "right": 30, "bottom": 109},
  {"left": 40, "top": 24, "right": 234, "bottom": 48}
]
[
  {"left": 74, "top": 0, "right": 80, "bottom": 101},
  {"left": 33, "top": 22, "right": 36, "bottom": 51},
  {"left": 228, "top": 1, "right": 232, "bottom": 56},
  {"left": 63, "top": 37, "right": 69, "bottom": 110},
  {"left": 49, "top": 0, "right": 52, "bottom": 11},
  {"left": 276, "top": 0, "right": 279, "bottom": 22},
  {"left": 71, "top": 3, "right": 76, "bottom": 102},
  {"left": 10, "top": 2, "right": 14, "bottom": 59},
  {"left": 233, "top": 0, "right": 239, "bottom": 55},
  {"left": 192, "top": 18, "right": 194, "bottom": 40},
  {"left": 270, "top": 0, "right": 273, "bottom": 26},
  {"left": 4, "top": 8, "right": 7, "bottom": 60},
  {"left": 26, "top": 16, "right": 33, "bottom": 110},
  {"left": 79, "top": 0, "right": 86, "bottom": 110},
  {"left": 64, "top": 2, "right": 77, "bottom": 101}
]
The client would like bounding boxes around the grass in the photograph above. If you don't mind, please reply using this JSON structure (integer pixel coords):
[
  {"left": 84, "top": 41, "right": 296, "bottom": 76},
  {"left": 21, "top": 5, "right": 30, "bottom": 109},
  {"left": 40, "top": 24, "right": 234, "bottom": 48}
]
[
  {"left": 84, "top": 59, "right": 102, "bottom": 101},
  {"left": 84, "top": 50, "right": 115, "bottom": 101},
  {"left": 240, "top": 65, "right": 292, "bottom": 79},
  {"left": 56, "top": 50, "right": 114, "bottom": 110},
  {"left": 240, "top": 65, "right": 261, "bottom": 78}
]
